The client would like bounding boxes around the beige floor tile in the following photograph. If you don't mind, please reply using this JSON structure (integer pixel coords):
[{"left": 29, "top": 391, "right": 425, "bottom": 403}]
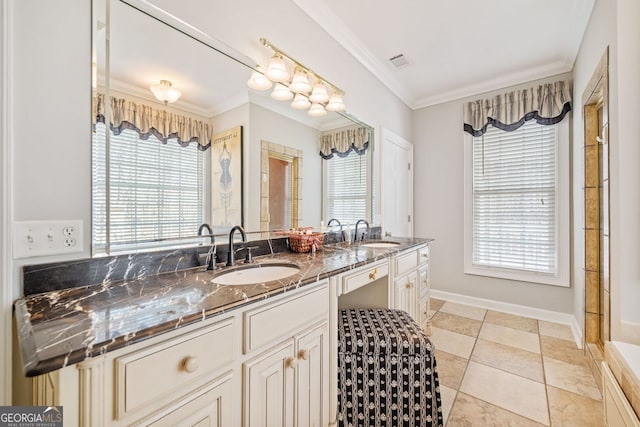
[
  {"left": 479, "top": 322, "right": 541, "bottom": 354},
  {"left": 543, "top": 356, "right": 602, "bottom": 401},
  {"left": 435, "top": 349, "right": 468, "bottom": 390},
  {"left": 440, "top": 301, "right": 487, "bottom": 321},
  {"left": 540, "top": 335, "right": 589, "bottom": 368},
  {"left": 538, "top": 320, "right": 574, "bottom": 342},
  {"left": 430, "top": 327, "right": 476, "bottom": 359},
  {"left": 431, "top": 311, "right": 482, "bottom": 337},
  {"left": 430, "top": 298, "right": 446, "bottom": 311},
  {"left": 547, "top": 385, "right": 604, "bottom": 427},
  {"left": 460, "top": 362, "right": 549, "bottom": 425},
  {"left": 439, "top": 384, "right": 457, "bottom": 425},
  {"left": 446, "top": 392, "right": 546, "bottom": 427},
  {"left": 471, "top": 339, "right": 544, "bottom": 382},
  {"left": 485, "top": 310, "right": 539, "bottom": 333}
]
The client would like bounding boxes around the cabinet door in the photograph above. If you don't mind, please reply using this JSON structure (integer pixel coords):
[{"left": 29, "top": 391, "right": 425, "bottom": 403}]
[
  {"left": 147, "top": 375, "right": 233, "bottom": 427},
  {"left": 395, "top": 272, "right": 417, "bottom": 320},
  {"left": 244, "top": 340, "right": 296, "bottom": 427},
  {"left": 295, "top": 322, "right": 329, "bottom": 427},
  {"left": 418, "top": 265, "right": 429, "bottom": 299}
]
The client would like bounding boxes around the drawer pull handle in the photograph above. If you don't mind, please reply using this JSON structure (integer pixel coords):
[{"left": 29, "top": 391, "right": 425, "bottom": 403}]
[
  {"left": 369, "top": 268, "right": 378, "bottom": 280},
  {"left": 285, "top": 357, "right": 298, "bottom": 369},
  {"left": 298, "top": 349, "right": 310, "bottom": 360},
  {"left": 182, "top": 356, "right": 200, "bottom": 373}
]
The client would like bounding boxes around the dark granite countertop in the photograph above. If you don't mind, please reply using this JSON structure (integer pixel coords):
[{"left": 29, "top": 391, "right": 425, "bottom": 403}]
[{"left": 14, "top": 237, "right": 432, "bottom": 376}]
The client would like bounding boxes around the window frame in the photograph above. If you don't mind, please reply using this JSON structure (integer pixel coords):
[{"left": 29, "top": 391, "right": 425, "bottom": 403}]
[{"left": 463, "top": 119, "right": 570, "bottom": 287}]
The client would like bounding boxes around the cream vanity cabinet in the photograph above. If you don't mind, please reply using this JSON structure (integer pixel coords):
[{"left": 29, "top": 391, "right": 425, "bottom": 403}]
[
  {"left": 30, "top": 281, "right": 330, "bottom": 427},
  {"left": 391, "top": 244, "right": 431, "bottom": 331}
]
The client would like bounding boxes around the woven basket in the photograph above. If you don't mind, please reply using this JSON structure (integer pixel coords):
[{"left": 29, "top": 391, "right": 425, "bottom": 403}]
[{"left": 288, "top": 232, "right": 325, "bottom": 253}]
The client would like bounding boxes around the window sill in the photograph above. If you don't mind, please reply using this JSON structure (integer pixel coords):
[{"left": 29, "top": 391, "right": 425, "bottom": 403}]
[{"left": 464, "top": 265, "right": 569, "bottom": 287}]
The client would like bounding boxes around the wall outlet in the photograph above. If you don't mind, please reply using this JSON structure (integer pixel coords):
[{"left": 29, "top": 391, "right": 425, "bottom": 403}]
[{"left": 13, "top": 220, "right": 84, "bottom": 259}]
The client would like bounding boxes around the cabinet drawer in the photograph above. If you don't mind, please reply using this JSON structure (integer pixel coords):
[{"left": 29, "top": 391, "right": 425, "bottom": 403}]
[
  {"left": 395, "top": 249, "right": 418, "bottom": 276},
  {"left": 115, "top": 318, "right": 235, "bottom": 418},
  {"left": 244, "top": 282, "right": 328, "bottom": 353},
  {"left": 418, "top": 245, "right": 430, "bottom": 265},
  {"left": 341, "top": 260, "right": 388, "bottom": 295}
]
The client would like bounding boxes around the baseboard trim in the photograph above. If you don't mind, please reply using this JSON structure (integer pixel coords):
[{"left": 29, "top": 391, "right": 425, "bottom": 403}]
[
  {"left": 430, "top": 289, "right": 584, "bottom": 349},
  {"left": 620, "top": 320, "right": 640, "bottom": 346}
]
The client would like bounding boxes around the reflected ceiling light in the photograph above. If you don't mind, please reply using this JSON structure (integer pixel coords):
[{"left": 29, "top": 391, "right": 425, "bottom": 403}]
[
  {"left": 291, "top": 93, "right": 311, "bottom": 110},
  {"left": 271, "top": 83, "right": 294, "bottom": 101},
  {"left": 308, "top": 103, "right": 327, "bottom": 117},
  {"left": 249, "top": 38, "right": 346, "bottom": 116},
  {"left": 309, "top": 82, "right": 330, "bottom": 104},
  {"left": 149, "top": 79, "right": 182, "bottom": 105},
  {"left": 247, "top": 66, "right": 273, "bottom": 91},
  {"left": 289, "top": 68, "right": 312, "bottom": 94},
  {"left": 325, "top": 92, "right": 346, "bottom": 112},
  {"left": 265, "top": 53, "right": 290, "bottom": 83}
]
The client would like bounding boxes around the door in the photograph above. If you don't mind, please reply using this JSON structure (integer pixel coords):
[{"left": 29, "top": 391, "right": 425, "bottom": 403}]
[
  {"left": 381, "top": 128, "right": 413, "bottom": 238},
  {"left": 295, "top": 322, "right": 329, "bottom": 427},
  {"left": 394, "top": 272, "right": 417, "bottom": 320},
  {"left": 244, "top": 340, "right": 296, "bottom": 427}
]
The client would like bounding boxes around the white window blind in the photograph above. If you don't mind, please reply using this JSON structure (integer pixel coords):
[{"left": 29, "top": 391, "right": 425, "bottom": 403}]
[
  {"left": 325, "top": 150, "right": 369, "bottom": 224},
  {"left": 472, "top": 121, "right": 557, "bottom": 274},
  {"left": 92, "top": 123, "right": 205, "bottom": 254}
]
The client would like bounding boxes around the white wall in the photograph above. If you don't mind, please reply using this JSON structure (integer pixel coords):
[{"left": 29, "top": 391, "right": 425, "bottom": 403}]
[{"left": 412, "top": 73, "right": 575, "bottom": 314}]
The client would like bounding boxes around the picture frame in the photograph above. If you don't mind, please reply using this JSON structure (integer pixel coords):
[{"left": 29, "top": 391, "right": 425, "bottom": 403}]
[{"left": 211, "top": 126, "right": 243, "bottom": 230}]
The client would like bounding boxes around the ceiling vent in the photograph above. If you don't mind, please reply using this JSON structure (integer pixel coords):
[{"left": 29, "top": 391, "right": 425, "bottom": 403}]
[{"left": 388, "top": 53, "right": 409, "bottom": 69}]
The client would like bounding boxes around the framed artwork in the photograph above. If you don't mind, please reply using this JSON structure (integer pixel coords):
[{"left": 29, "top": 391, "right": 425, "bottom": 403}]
[{"left": 211, "top": 126, "right": 243, "bottom": 229}]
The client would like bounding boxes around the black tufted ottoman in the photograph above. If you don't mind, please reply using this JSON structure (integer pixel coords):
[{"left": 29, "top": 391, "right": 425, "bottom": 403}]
[{"left": 338, "top": 308, "right": 443, "bottom": 427}]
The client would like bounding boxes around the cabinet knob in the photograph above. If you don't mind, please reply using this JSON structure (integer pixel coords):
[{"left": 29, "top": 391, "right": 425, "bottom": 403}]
[
  {"left": 369, "top": 268, "right": 378, "bottom": 280},
  {"left": 405, "top": 281, "right": 414, "bottom": 289},
  {"left": 182, "top": 356, "right": 199, "bottom": 373},
  {"left": 298, "top": 349, "right": 310, "bottom": 361},
  {"left": 285, "top": 357, "right": 299, "bottom": 369},
  {"left": 421, "top": 253, "right": 428, "bottom": 258}
]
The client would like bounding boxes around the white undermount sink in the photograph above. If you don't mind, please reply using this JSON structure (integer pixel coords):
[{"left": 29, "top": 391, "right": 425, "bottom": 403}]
[
  {"left": 211, "top": 263, "right": 301, "bottom": 286},
  {"left": 360, "top": 241, "right": 401, "bottom": 249}
]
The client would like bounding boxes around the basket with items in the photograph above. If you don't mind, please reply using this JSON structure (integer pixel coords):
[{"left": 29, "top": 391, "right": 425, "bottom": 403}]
[{"left": 287, "top": 227, "right": 325, "bottom": 253}]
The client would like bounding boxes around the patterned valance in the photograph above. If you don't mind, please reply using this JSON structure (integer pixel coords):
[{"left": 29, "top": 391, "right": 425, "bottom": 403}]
[
  {"left": 463, "top": 80, "right": 572, "bottom": 136},
  {"left": 94, "top": 93, "right": 213, "bottom": 150},
  {"left": 320, "top": 126, "right": 369, "bottom": 159}
]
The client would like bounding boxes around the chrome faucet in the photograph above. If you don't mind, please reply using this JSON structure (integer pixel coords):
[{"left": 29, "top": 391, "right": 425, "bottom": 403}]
[
  {"left": 198, "top": 224, "right": 217, "bottom": 270},
  {"left": 226, "top": 225, "right": 247, "bottom": 266},
  {"left": 354, "top": 219, "right": 370, "bottom": 242},
  {"left": 198, "top": 223, "right": 214, "bottom": 245},
  {"left": 327, "top": 218, "right": 344, "bottom": 242}
]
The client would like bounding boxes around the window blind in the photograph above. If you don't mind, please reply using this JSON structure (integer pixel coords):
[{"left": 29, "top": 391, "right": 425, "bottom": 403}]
[
  {"left": 325, "top": 151, "right": 369, "bottom": 224},
  {"left": 92, "top": 123, "right": 205, "bottom": 253},
  {"left": 472, "top": 121, "right": 557, "bottom": 274}
]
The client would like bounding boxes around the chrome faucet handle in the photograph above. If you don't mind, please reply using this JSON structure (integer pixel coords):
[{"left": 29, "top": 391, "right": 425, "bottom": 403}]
[
  {"left": 205, "top": 244, "right": 217, "bottom": 270},
  {"left": 385, "top": 231, "right": 392, "bottom": 237}
]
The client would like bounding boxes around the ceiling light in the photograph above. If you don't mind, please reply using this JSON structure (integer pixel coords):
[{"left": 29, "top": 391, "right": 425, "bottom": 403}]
[
  {"left": 247, "top": 66, "right": 272, "bottom": 91},
  {"left": 308, "top": 103, "right": 327, "bottom": 117},
  {"left": 291, "top": 93, "right": 311, "bottom": 110},
  {"left": 289, "top": 68, "right": 312, "bottom": 94},
  {"left": 149, "top": 80, "right": 182, "bottom": 104},
  {"left": 271, "top": 83, "right": 294, "bottom": 101},
  {"left": 309, "top": 82, "right": 329, "bottom": 104},
  {"left": 265, "top": 54, "right": 290, "bottom": 83},
  {"left": 325, "top": 92, "right": 346, "bottom": 112}
]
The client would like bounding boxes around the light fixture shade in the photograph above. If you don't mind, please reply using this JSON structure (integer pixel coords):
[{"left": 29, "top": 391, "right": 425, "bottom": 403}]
[
  {"left": 150, "top": 80, "right": 182, "bottom": 104},
  {"left": 247, "top": 67, "right": 273, "bottom": 91},
  {"left": 291, "top": 93, "right": 311, "bottom": 110},
  {"left": 308, "top": 103, "right": 327, "bottom": 117},
  {"left": 309, "top": 82, "right": 329, "bottom": 103},
  {"left": 265, "top": 54, "right": 290, "bottom": 83},
  {"left": 325, "top": 92, "right": 346, "bottom": 112},
  {"left": 289, "top": 68, "right": 312, "bottom": 94},
  {"left": 271, "top": 83, "right": 294, "bottom": 101}
]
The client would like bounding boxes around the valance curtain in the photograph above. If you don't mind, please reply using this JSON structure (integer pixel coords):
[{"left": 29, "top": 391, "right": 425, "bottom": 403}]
[
  {"left": 463, "top": 80, "right": 572, "bottom": 136},
  {"left": 94, "top": 93, "right": 213, "bottom": 150},
  {"left": 320, "top": 126, "right": 369, "bottom": 159}
]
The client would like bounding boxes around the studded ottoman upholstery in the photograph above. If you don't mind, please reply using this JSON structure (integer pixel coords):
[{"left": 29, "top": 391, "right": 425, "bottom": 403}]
[{"left": 338, "top": 308, "right": 443, "bottom": 427}]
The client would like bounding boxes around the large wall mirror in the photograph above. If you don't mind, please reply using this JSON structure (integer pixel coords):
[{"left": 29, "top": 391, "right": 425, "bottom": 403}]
[{"left": 92, "top": 0, "right": 374, "bottom": 255}]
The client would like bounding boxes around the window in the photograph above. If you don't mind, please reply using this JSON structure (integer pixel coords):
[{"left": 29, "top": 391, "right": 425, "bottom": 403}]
[
  {"left": 323, "top": 150, "right": 371, "bottom": 225},
  {"left": 464, "top": 119, "right": 569, "bottom": 286},
  {"left": 92, "top": 123, "right": 206, "bottom": 254}
]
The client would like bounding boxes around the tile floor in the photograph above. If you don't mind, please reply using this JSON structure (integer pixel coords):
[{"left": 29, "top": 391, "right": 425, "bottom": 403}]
[{"left": 428, "top": 299, "right": 604, "bottom": 426}]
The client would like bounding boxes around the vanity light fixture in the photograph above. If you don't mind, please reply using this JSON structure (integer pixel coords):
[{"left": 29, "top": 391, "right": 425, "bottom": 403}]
[
  {"left": 149, "top": 79, "right": 182, "bottom": 105},
  {"left": 248, "top": 38, "right": 346, "bottom": 116}
]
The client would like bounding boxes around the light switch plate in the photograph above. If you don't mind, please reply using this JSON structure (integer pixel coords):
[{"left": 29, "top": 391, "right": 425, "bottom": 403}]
[{"left": 13, "top": 220, "right": 84, "bottom": 259}]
